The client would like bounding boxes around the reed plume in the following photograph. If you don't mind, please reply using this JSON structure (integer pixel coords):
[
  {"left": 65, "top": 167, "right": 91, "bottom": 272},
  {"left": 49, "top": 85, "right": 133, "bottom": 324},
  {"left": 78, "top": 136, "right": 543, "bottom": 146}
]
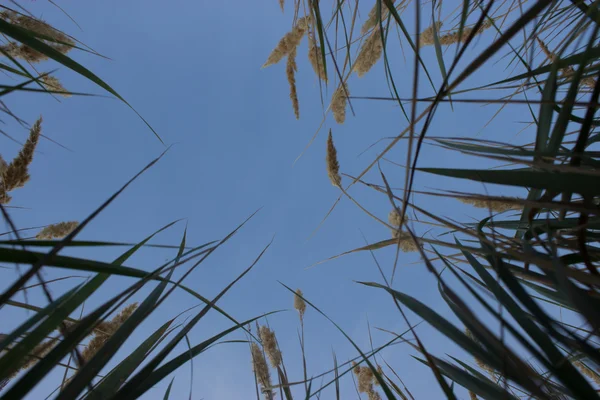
[
  {"left": 36, "top": 221, "right": 79, "bottom": 240},
  {"left": 361, "top": 1, "right": 395, "bottom": 34},
  {"left": 258, "top": 326, "right": 282, "bottom": 368},
  {"left": 537, "top": 37, "right": 596, "bottom": 88},
  {"left": 251, "top": 342, "right": 274, "bottom": 400},
  {"left": 0, "top": 11, "right": 74, "bottom": 63},
  {"left": 294, "top": 288, "right": 306, "bottom": 320},
  {"left": 419, "top": 22, "right": 443, "bottom": 47},
  {"left": 326, "top": 130, "right": 341, "bottom": 187},
  {"left": 308, "top": 35, "right": 327, "bottom": 82},
  {"left": 331, "top": 82, "right": 349, "bottom": 124},
  {"left": 286, "top": 47, "right": 300, "bottom": 119},
  {"left": 0, "top": 117, "right": 42, "bottom": 204},
  {"left": 354, "top": 28, "right": 383, "bottom": 77},
  {"left": 82, "top": 303, "right": 138, "bottom": 362},
  {"left": 278, "top": 0, "right": 284, "bottom": 12},
  {"left": 41, "top": 75, "right": 70, "bottom": 97},
  {"left": 574, "top": 360, "right": 600, "bottom": 385},
  {"left": 458, "top": 197, "right": 521, "bottom": 212},
  {"left": 263, "top": 16, "right": 311, "bottom": 68}
]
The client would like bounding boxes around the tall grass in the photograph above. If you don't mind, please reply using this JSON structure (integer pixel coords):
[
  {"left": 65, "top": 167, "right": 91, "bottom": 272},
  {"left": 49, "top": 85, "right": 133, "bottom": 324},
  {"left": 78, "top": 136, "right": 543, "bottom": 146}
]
[
  {"left": 2, "top": 0, "right": 600, "bottom": 399},
  {"left": 259, "top": 0, "right": 600, "bottom": 399},
  {"left": 0, "top": 3, "right": 272, "bottom": 399}
]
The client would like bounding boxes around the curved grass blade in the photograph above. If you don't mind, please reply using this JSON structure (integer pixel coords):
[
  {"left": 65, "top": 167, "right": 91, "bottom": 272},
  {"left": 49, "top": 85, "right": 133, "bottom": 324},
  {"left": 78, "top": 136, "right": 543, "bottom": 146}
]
[{"left": 0, "top": 19, "right": 163, "bottom": 143}]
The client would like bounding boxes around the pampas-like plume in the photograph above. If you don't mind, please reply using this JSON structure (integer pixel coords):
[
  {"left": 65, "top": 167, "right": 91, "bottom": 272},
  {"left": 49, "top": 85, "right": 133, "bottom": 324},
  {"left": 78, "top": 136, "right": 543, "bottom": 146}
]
[
  {"left": 294, "top": 288, "right": 306, "bottom": 320},
  {"left": 368, "top": 390, "right": 382, "bottom": 400},
  {"left": 308, "top": 35, "right": 327, "bottom": 82},
  {"left": 419, "top": 22, "right": 443, "bottom": 47},
  {"left": 286, "top": 47, "right": 300, "bottom": 119},
  {"left": 41, "top": 75, "right": 70, "bottom": 97},
  {"left": 421, "top": 20, "right": 492, "bottom": 48},
  {"left": 358, "top": 366, "right": 374, "bottom": 393},
  {"left": 9, "top": 336, "right": 59, "bottom": 378},
  {"left": 263, "top": 16, "right": 311, "bottom": 68},
  {"left": 354, "top": 28, "right": 383, "bottom": 77},
  {"left": 331, "top": 83, "right": 349, "bottom": 124},
  {"left": 0, "top": 117, "right": 42, "bottom": 204},
  {"left": 0, "top": 11, "right": 74, "bottom": 63},
  {"left": 537, "top": 37, "right": 596, "bottom": 88},
  {"left": 82, "top": 303, "right": 138, "bottom": 362},
  {"left": 279, "top": 0, "right": 284, "bottom": 12},
  {"left": 251, "top": 343, "right": 274, "bottom": 400},
  {"left": 326, "top": 130, "right": 341, "bottom": 187},
  {"left": 36, "top": 221, "right": 79, "bottom": 240},
  {"left": 391, "top": 230, "right": 418, "bottom": 252},
  {"left": 388, "top": 209, "right": 402, "bottom": 227},
  {"left": 258, "top": 326, "right": 282, "bottom": 368},
  {"left": 458, "top": 197, "right": 521, "bottom": 212},
  {"left": 361, "top": 1, "right": 395, "bottom": 34}
]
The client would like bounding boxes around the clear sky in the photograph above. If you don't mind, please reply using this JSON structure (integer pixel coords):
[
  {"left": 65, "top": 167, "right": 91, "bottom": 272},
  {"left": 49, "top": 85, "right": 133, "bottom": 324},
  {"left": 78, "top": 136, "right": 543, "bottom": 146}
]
[{"left": 0, "top": 1, "right": 546, "bottom": 399}]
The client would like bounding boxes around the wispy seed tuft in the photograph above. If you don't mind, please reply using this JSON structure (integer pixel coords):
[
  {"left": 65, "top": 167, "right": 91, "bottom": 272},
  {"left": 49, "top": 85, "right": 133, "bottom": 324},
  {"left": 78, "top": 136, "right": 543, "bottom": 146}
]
[
  {"left": 458, "top": 197, "right": 521, "bottom": 212},
  {"left": 326, "top": 130, "right": 341, "bottom": 187},
  {"left": 0, "top": 117, "right": 43, "bottom": 204},
  {"left": 331, "top": 83, "right": 349, "bottom": 124},
  {"left": 361, "top": 1, "right": 395, "bottom": 34},
  {"left": 419, "top": 22, "right": 443, "bottom": 47},
  {"left": 308, "top": 35, "right": 327, "bottom": 82},
  {"left": 294, "top": 288, "right": 306, "bottom": 320},
  {"left": 41, "top": 75, "right": 70, "bottom": 97},
  {"left": 258, "top": 325, "right": 282, "bottom": 368},
  {"left": 286, "top": 47, "right": 300, "bottom": 119},
  {"left": 251, "top": 342, "right": 274, "bottom": 400},
  {"left": 82, "top": 303, "right": 138, "bottom": 362},
  {"left": 36, "top": 221, "right": 79, "bottom": 240},
  {"left": 354, "top": 28, "right": 383, "bottom": 77},
  {"left": 263, "top": 16, "right": 311, "bottom": 68}
]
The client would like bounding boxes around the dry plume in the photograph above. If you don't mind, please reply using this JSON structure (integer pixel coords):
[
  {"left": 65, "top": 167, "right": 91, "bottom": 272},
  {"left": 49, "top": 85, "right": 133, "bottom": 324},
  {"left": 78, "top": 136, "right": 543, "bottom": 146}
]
[
  {"left": 0, "top": 117, "right": 43, "bottom": 204},
  {"left": 258, "top": 326, "right": 282, "bottom": 368},
  {"left": 0, "top": 11, "right": 74, "bottom": 63},
  {"left": 82, "top": 303, "right": 138, "bottom": 362},
  {"left": 278, "top": 0, "right": 284, "bottom": 12},
  {"left": 574, "top": 361, "right": 600, "bottom": 385},
  {"left": 36, "top": 221, "right": 79, "bottom": 240},
  {"left": 286, "top": 47, "right": 300, "bottom": 119},
  {"left": 41, "top": 75, "right": 70, "bottom": 97},
  {"left": 294, "top": 288, "right": 306, "bottom": 320},
  {"left": 263, "top": 16, "right": 311, "bottom": 68},
  {"left": 354, "top": 28, "right": 383, "bottom": 77},
  {"left": 391, "top": 230, "right": 418, "bottom": 252},
  {"left": 419, "top": 22, "right": 443, "bottom": 47},
  {"left": 331, "top": 83, "right": 349, "bottom": 124},
  {"left": 361, "top": 1, "right": 395, "bottom": 34},
  {"left": 308, "top": 35, "right": 327, "bottom": 82},
  {"left": 326, "top": 130, "right": 341, "bottom": 187},
  {"left": 251, "top": 342, "right": 274, "bottom": 400},
  {"left": 458, "top": 197, "right": 521, "bottom": 212}
]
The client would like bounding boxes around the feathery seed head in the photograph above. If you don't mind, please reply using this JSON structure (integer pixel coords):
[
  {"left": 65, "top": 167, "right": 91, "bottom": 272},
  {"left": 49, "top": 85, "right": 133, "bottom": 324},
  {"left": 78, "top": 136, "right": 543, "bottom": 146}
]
[
  {"left": 286, "top": 47, "right": 300, "bottom": 119},
  {"left": 41, "top": 75, "right": 70, "bottom": 97},
  {"left": 354, "top": 28, "right": 383, "bottom": 77},
  {"left": 352, "top": 361, "right": 361, "bottom": 376},
  {"left": 251, "top": 342, "right": 273, "bottom": 399},
  {"left": 458, "top": 197, "right": 521, "bottom": 212},
  {"left": 391, "top": 230, "right": 418, "bottom": 252},
  {"left": 36, "top": 221, "right": 79, "bottom": 240},
  {"left": 358, "top": 366, "right": 374, "bottom": 393},
  {"left": 263, "top": 16, "right": 311, "bottom": 68},
  {"left": 294, "top": 288, "right": 306, "bottom": 319},
  {"left": 82, "top": 303, "right": 138, "bottom": 362},
  {"left": 368, "top": 390, "right": 382, "bottom": 400},
  {"left": 419, "top": 22, "right": 443, "bottom": 47},
  {"left": 1, "top": 117, "right": 42, "bottom": 203},
  {"left": 331, "top": 83, "right": 349, "bottom": 124},
  {"left": 258, "top": 326, "right": 282, "bottom": 368},
  {"left": 308, "top": 35, "right": 327, "bottom": 82},
  {"left": 361, "top": 1, "right": 395, "bottom": 34},
  {"left": 388, "top": 209, "right": 401, "bottom": 227},
  {"left": 326, "top": 130, "right": 341, "bottom": 187}
]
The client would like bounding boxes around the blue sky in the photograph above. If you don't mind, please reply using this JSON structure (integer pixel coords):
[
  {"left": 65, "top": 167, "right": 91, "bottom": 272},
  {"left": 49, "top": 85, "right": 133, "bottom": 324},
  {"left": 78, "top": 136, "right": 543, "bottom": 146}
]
[{"left": 0, "top": 1, "right": 556, "bottom": 399}]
